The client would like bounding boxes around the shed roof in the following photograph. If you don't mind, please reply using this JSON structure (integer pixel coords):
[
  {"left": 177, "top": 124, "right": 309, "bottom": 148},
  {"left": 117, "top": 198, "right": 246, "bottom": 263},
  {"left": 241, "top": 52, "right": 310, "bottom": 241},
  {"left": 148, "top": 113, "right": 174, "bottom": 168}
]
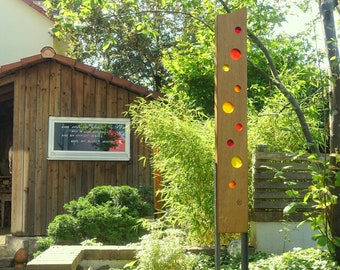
[
  {"left": 22, "top": 0, "right": 51, "bottom": 20},
  {"left": 0, "top": 47, "right": 155, "bottom": 97}
]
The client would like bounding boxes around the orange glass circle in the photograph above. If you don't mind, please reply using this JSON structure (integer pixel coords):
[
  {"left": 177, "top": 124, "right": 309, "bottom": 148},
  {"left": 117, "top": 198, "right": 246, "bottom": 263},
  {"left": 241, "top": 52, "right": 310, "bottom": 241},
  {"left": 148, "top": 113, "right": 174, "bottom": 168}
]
[
  {"left": 234, "top": 85, "right": 241, "bottom": 92},
  {"left": 231, "top": 156, "right": 242, "bottom": 168},
  {"left": 229, "top": 180, "right": 236, "bottom": 189},
  {"left": 222, "top": 102, "right": 234, "bottom": 113},
  {"left": 236, "top": 123, "right": 243, "bottom": 131},
  {"left": 230, "top": 48, "right": 242, "bottom": 60}
]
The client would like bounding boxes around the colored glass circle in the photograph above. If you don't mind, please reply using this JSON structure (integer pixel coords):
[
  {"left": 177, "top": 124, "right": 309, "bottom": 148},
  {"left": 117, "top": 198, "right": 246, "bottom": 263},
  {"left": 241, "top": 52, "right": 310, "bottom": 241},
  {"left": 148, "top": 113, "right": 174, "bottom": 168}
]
[
  {"left": 234, "top": 85, "right": 241, "bottom": 92},
  {"left": 231, "top": 156, "right": 242, "bottom": 168},
  {"left": 230, "top": 48, "right": 242, "bottom": 60},
  {"left": 229, "top": 180, "right": 236, "bottom": 189},
  {"left": 236, "top": 123, "right": 243, "bottom": 131},
  {"left": 223, "top": 65, "right": 230, "bottom": 72},
  {"left": 235, "top": 27, "right": 242, "bottom": 34},
  {"left": 222, "top": 102, "right": 234, "bottom": 113},
  {"left": 227, "top": 139, "right": 234, "bottom": 147}
]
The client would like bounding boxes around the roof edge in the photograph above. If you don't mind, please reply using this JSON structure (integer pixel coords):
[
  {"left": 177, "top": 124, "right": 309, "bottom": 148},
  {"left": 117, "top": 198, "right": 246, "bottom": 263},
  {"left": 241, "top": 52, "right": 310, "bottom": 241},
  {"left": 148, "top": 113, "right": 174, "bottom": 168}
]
[
  {"left": 0, "top": 46, "right": 157, "bottom": 98},
  {"left": 22, "top": 0, "right": 53, "bottom": 21}
]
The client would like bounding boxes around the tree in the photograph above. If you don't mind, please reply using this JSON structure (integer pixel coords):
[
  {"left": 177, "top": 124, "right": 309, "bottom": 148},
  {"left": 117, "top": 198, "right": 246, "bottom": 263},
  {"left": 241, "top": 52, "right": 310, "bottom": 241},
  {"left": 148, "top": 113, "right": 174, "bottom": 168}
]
[
  {"left": 45, "top": 0, "right": 209, "bottom": 92},
  {"left": 46, "top": 0, "right": 337, "bottom": 255},
  {"left": 46, "top": 0, "right": 324, "bottom": 148},
  {"left": 319, "top": 0, "right": 340, "bottom": 262}
]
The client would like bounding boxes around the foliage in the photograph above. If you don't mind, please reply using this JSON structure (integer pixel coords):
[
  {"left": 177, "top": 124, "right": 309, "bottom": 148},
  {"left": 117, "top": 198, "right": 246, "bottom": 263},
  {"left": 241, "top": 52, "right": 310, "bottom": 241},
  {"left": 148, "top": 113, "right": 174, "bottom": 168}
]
[
  {"left": 44, "top": 0, "right": 339, "bottom": 256},
  {"left": 45, "top": 0, "right": 322, "bottom": 113},
  {"left": 44, "top": 0, "right": 213, "bottom": 92},
  {"left": 47, "top": 185, "right": 152, "bottom": 245},
  {"left": 126, "top": 233, "right": 339, "bottom": 270},
  {"left": 80, "top": 238, "right": 103, "bottom": 246},
  {"left": 126, "top": 95, "right": 215, "bottom": 245},
  {"left": 162, "top": 30, "right": 215, "bottom": 115},
  {"left": 136, "top": 184, "right": 154, "bottom": 207},
  {"left": 127, "top": 226, "right": 202, "bottom": 270},
  {"left": 47, "top": 214, "right": 82, "bottom": 243},
  {"left": 249, "top": 248, "right": 340, "bottom": 270},
  {"left": 248, "top": 88, "right": 328, "bottom": 153},
  {"left": 283, "top": 154, "right": 340, "bottom": 255},
  {"left": 33, "top": 236, "right": 56, "bottom": 258}
]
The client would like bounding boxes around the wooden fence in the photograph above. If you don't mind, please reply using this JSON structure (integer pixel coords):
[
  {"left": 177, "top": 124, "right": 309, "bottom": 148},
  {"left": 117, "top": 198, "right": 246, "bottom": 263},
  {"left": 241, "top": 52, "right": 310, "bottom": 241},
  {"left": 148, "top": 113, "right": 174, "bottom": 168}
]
[{"left": 251, "top": 145, "right": 315, "bottom": 222}]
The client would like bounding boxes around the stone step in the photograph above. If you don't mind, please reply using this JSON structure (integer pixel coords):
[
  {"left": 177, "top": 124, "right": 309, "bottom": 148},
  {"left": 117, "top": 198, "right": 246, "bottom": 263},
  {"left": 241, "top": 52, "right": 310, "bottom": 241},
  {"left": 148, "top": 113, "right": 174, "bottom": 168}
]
[
  {"left": 0, "top": 245, "right": 14, "bottom": 268},
  {"left": 0, "top": 234, "right": 38, "bottom": 269},
  {"left": 0, "top": 256, "right": 14, "bottom": 268}
]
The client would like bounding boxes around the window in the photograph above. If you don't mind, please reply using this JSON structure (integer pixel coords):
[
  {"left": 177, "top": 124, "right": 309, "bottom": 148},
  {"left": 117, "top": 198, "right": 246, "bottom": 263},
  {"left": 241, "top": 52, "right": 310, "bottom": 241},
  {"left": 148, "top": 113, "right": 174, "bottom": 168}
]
[{"left": 48, "top": 116, "right": 130, "bottom": 161}]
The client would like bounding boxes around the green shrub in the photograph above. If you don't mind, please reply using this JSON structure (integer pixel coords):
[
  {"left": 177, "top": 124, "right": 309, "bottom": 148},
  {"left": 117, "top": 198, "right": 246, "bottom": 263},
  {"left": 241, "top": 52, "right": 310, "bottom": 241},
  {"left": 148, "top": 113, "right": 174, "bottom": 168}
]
[
  {"left": 136, "top": 184, "right": 154, "bottom": 207},
  {"left": 127, "top": 96, "right": 215, "bottom": 245},
  {"left": 33, "top": 237, "right": 56, "bottom": 258},
  {"left": 47, "top": 185, "right": 153, "bottom": 245},
  {"left": 131, "top": 228, "right": 202, "bottom": 270},
  {"left": 249, "top": 248, "right": 340, "bottom": 270},
  {"left": 85, "top": 185, "right": 115, "bottom": 206},
  {"left": 47, "top": 214, "right": 81, "bottom": 244}
]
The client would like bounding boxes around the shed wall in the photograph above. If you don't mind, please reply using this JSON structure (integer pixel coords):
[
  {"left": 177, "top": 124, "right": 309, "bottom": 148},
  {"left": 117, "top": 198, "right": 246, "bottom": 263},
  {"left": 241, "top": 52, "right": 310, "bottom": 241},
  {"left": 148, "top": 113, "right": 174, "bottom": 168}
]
[{"left": 6, "top": 60, "right": 151, "bottom": 236}]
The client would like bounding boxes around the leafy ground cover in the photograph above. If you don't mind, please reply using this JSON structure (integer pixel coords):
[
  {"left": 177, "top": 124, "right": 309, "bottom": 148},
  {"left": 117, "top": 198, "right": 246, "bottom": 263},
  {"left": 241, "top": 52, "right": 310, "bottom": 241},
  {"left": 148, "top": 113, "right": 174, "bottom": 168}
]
[
  {"left": 122, "top": 247, "right": 339, "bottom": 270},
  {"left": 238, "top": 248, "right": 339, "bottom": 270},
  {"left": 118, "top": 226, "right": 340, "bottom": 270}
]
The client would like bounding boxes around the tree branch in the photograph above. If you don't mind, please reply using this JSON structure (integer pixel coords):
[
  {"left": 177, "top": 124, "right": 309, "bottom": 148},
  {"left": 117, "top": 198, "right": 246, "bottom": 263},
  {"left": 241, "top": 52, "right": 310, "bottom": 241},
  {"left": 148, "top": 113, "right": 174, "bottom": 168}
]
[
  {"left": 102, "top": 9, "right": 215, "bottom": 32},
  {"left": 218, "top": 0, "right": 321, "bottom": 156}
]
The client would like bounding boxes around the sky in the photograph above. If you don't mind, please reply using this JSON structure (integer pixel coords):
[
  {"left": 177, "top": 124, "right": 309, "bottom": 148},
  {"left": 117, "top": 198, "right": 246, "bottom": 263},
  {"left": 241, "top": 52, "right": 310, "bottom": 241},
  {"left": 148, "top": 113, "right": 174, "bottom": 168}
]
[{"left": 278, "top": 2, "right": 338, "bottom": 69}]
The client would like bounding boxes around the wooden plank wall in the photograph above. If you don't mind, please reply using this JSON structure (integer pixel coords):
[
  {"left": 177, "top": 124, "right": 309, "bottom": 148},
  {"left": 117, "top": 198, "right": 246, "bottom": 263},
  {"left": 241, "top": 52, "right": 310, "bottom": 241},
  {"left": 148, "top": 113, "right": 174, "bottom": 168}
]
[
  {"left": 9, "top": 60, "right": 152, "bottom": 236},
  {"left": 251, "top": 145, "right": 313, "bottom": 222}
]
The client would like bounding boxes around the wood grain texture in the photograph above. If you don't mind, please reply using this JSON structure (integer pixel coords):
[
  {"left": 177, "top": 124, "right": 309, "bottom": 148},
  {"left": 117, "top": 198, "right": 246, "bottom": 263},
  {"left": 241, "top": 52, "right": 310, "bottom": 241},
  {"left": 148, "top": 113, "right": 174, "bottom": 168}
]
[{"left": 4, "top": 61, "right": 152, "bottom": 236}]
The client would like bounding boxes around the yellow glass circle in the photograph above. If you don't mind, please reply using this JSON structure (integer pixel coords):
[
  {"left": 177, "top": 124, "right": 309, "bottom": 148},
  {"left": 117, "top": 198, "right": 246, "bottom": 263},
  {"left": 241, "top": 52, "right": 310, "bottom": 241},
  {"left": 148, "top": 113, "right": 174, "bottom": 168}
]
[
  {"left": 231, "top": 156, "right": 242, "bottom": 168},
  {"left": 222, "top": 102, "right": 234, "bottom": 113},
  {"left": 222, "top": 65, "right": 230, "bottom": 72}
]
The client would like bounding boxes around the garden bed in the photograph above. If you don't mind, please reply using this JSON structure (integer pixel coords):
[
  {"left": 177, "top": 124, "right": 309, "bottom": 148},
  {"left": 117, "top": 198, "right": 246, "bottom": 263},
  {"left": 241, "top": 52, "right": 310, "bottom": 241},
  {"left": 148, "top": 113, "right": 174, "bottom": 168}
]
[{"left": 27, "top": 245, "right": 217, "bottom": 270}]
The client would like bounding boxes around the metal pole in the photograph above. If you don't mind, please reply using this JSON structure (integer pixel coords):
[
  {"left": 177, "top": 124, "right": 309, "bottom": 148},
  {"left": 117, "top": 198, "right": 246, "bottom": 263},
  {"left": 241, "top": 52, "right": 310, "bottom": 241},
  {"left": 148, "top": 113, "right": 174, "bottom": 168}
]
[
  {"left": 214, "top": 163, "right": 221, "bottom": 270},
  {"left": 241, "top": 233, "right": 248, "bottom": 270},
  {"left": 215, "top": 231, "right": 221, "bottom": 270}
]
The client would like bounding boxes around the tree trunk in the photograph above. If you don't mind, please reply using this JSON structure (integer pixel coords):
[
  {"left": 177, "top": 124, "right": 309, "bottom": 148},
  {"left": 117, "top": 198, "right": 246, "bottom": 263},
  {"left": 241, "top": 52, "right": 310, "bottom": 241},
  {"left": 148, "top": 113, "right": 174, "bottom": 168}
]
[{"left": 320, "top": 0, "right": 340, "bottom": 262}]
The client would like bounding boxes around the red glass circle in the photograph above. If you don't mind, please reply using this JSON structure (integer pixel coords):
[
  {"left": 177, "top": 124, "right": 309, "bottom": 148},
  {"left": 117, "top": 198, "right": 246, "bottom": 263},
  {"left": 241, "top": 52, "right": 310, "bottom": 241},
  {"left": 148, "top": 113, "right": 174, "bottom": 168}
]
[
  {"left": 230, "top": 49, "right": 242, "bottom": 60},
  {"left": 235, "top": 27, "right": 242, "bottom": 34},
  {"left": 227, "top": 139, "right": 234, "bottom": 147},
  {"left": 236, "top": 123, "right": 243, "bottom": 131}
]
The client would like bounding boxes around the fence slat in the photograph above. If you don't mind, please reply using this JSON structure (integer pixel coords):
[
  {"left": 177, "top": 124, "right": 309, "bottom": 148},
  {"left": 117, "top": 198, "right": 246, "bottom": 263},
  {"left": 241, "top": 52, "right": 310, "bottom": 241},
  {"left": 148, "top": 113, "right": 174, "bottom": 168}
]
[
  {"left": 253, "top": 171, "right": 312, "bottom": 181},
  {"left": 252, "top": 145, "right": 317, "bottom": 222},
  {"left": 254, "top": 191, "right": 304, "bottom": 199}
]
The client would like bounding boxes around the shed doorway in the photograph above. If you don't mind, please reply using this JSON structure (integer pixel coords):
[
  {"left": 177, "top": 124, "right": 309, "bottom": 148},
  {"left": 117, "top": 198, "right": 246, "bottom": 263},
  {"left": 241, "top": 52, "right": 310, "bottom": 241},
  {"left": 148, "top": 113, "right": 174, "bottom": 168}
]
[{"left": 0, "top": 83, "right": 13, "bottom": 231}]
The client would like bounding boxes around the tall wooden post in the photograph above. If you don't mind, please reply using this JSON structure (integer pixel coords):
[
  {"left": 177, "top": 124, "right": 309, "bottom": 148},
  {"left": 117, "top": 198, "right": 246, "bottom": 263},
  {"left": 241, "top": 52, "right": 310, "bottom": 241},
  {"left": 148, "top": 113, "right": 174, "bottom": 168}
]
[
  {"left": 215, "top": 7, "right": 248, "bottom": 234},
  {"left": 215, "top": 8, "right": 248, "bottom": 269}
]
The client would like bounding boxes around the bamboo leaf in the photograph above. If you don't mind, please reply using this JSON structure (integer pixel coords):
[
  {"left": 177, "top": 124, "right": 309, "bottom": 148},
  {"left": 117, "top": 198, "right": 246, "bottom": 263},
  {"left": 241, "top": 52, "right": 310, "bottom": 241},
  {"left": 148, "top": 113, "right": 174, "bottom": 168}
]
[{"left": 283, "top": 202, "right": 298, "bottom": 216}]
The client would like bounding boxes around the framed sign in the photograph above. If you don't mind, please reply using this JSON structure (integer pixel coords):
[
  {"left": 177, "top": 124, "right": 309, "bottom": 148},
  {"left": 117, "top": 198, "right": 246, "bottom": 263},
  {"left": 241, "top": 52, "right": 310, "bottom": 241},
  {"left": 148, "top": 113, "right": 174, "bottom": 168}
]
[{"left": 48, "top": 116, "right": 130, "bottom": 160}]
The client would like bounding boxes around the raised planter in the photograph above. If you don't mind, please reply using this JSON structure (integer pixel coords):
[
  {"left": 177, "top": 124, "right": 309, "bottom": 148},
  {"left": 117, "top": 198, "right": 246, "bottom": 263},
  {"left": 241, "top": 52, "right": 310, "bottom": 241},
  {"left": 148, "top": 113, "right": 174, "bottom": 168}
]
[{"left": 27, "top": 245, "right": 219, "bottom": 270}]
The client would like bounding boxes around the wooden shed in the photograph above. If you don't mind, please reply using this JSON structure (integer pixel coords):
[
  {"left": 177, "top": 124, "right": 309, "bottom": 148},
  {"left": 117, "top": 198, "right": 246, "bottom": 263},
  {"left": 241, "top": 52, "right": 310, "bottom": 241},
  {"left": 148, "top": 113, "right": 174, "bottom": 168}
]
[{"left": 0, "top": 47, "right": 154, "bottom": 236}]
